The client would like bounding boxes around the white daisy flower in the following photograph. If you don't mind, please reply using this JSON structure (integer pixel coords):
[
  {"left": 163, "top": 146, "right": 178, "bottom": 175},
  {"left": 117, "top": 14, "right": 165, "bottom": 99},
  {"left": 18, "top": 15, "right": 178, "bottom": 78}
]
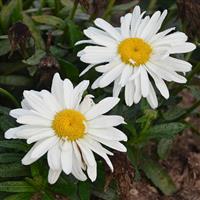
[
  {"left": 77, "top": 6, "right": 196, "bottom": 109},
  {"left": 5, "top": 73, "right": 127, "bottom": 184}
]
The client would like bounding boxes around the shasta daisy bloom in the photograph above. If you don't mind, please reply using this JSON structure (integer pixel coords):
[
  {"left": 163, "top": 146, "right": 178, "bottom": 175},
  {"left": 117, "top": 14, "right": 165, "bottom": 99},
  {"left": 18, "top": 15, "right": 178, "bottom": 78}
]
[
  {"left": 77, "top": 6, "right": 196, "bottom": 109},
  {"left": 5, "top": 73, "right": 127, "bottom": 184}
]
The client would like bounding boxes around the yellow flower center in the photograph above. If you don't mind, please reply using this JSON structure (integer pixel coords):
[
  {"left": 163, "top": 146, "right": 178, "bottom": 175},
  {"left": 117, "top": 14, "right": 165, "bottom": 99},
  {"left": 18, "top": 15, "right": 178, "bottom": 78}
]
[
  {"left": 118, "top": 38, "right": 152, "bottom": 67},
  {"left": 52, "top": 109, "right": 86, "bottom": 141}
]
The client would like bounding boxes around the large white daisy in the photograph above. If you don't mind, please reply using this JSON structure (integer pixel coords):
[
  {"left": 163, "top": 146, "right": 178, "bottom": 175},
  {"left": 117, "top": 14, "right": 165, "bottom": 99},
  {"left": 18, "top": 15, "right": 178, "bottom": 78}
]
[
  {"left": 77, "top": 6, "right": 196, "bottom": 108},
  {"left": 5, "top": 73, "right": 127, "bottom": 184}
]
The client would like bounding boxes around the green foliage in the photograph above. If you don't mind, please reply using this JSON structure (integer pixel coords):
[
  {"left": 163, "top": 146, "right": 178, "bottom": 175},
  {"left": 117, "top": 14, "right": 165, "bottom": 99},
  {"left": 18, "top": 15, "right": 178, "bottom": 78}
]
[{"left": 0, "top": 0, "right": 199, "bottom": 199}]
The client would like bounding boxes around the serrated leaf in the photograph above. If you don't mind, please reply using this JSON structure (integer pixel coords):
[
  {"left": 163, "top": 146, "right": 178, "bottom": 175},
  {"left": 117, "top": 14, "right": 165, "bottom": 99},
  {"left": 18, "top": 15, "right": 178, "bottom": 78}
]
[
  {"left": 0, "top": 181, "right": 35, "bottom": 193},
  {"left": 141, "top": 158, "right": 177, "bottom": 195},
  {"left": 0, "top": 39, "right": 11, "bottom": 56},
  {"left": 23, "top": 13, "right": 45, "bottom": 49},
  {"left": 0, "top": 75, "right": 33, "bottom": 87},
  {"left": 0, "top": 140, "right": 28, "bottom": 151},
  {"left": 157, "top": 139, "right": 173, "bottom": 160},
  {"left": 148, "top": 122, "right": 187, "bottom": 139},
  {"left": 0, "top": 163, "right": 29, "bottom": 177},
  {"left": 3, "top": 193, "right": 33, "bottom": 200},
  {"left": 0, "top": 153, "right": 22, "bottom": 163},
  {"left": 32, "top": 15, "right": 65, "bottom": 29},
  {"left": 23, "top": 49, "right": 46, "bottom": 66}
]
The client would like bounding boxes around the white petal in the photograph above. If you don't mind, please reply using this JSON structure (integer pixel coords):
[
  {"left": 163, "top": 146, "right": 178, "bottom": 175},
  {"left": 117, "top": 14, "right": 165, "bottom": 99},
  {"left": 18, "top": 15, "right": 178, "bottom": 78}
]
[
  {"left": 145, "top": 65, "right": 169, "bottom": 99},
  {"left": 120, "top": 13, "right": 132, "bottom": 38},
  {"left": 88, "top": 127, "right": 127, "bottom": 141},
  {"left": 113, "top": 78, "right": 122, "bottom": 97},
  {"left": 89, "top": 135, "right": 127, "bottom": 152},
  {"left": 133, "top": 75, "right": 142, "bottom": 104},
  {"left": 5, "top": 127, "right": 20, "bottom": 139},
  {"left": 119, "top": 65, "right": 133, "bottom": 87},
  {"left": 140, "top": 67, "right": 150, "bottom": 97},
  {"left": 27, "top": 129, "right": 54, "bottom": 144},
  {"left": 170, "top": 42, "right": 196, "bottom": 54},
  {"left": 98, "top": 64, "right": 124, "bottom": 88},
  {"left": 48, "top": 169, "right": 62, "bottom": 184},
  {"left": 30, "top": 136, "right": 59, "bottom": 159},
  {"left": 73, "top": 80, "right": 89, "bottom": 109},
  {"left": 85, "top": 97, "right": 119, "bottom": 120},
  {"left": 79, "top": 95, "right": 95, "bottom": 113},
  {"left": 87, "top": 115, "right": 125, "bottom": 128},
  {"left": 48, "top": 143, "right": 61, "bottom": 170},
  {"left": 146, "top": 81, "right": 158, "bottom": 109},
  {"left": 80, "top": 64, "right": 95, "bottom": 76},
  {"left": 125, "top": 80, "right": 135, "bottom": 106},
  {"left": 63, "top": 79, "right": 74, "bottom": 108},
  {"left": 61, "top": 141, "right": 73, "bottom": 175},
  {"left": 75, "top": 39, "right": 96, "bottom": 45},
  {"left": 94, "top": 18, "right": 121, "bottom": 41},
  {"left": 51, "top": 73, "right": 65, "bottom": 107}
]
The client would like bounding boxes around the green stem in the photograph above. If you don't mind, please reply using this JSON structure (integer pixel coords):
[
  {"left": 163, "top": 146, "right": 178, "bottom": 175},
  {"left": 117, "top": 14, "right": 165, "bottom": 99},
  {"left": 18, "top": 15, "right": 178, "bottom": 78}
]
[
  {"left": 102, "top": 0, "right": 116, "bottom": 19},
  {"left": 69, "top": 0, "right": 79, "bottom": 20},
  {"left": 172, "top": 63, "right": 200, "bottom": 96},
  {"left": 177, "top": 100, "right": 200, "bottom": 120}
]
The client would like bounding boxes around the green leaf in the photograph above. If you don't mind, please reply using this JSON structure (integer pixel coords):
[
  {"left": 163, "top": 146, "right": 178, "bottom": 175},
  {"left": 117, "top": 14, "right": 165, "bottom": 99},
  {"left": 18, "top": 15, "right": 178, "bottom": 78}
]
[
  {"left": 148, "top": 122, "right": 187, "bottom": 139},
  {"left": 23, "top": 49, "right": 46, "bottom": 66},
  {"left": 0, "top": 75, "right": 33, "bottom": 87},
  {"left": 65, "top": 20, "right": 83, "bottom": 47},
  {"left": 23, "top": 13, "right": 45, "bottom": 50},
  {"left": 0, "top": 88, "right": 19, "bottom": 107},
  {"left": 140, "top": 158, "right": 177, "bottom": 195},
  {"left": 0, "top": 153, "right": 22, "bottom": 163},
  {"left": 0, "top": 163, "right": 29, "bottom": 177},
  {"left": 41, "top": 192, "right": 55, "bottom": 200},
  {"left": 0, "top": 140, "right": 28, "bottom": 151},
  {"left": 157, "top": 139, "right": 173, "bottom": 160},
  {"left": 32, "top": 15, "right": 65, "bottom": 29},
  {"left": 0, "top": 39, "right": 11, "bottom": 56},
  {"left": 0, "top": 181, "right": 35, "bottom": 193},
  {"left": 0, "top": 106, "right": 10, "bottom": 115},
  {"left": 58, "top": 58, "right": 79, "bottom": 80},
  {"left": 0, "top": 115, "right": 16, "bottom": 132},
  {"left": 4, "top": 193, "right": 33, "bottom": 200},
  {"left": 0, "top": 0, "right": 22, "bottom": 31},
  {"left": 79, "top": 182, "right": 91, "bottom": 200}
]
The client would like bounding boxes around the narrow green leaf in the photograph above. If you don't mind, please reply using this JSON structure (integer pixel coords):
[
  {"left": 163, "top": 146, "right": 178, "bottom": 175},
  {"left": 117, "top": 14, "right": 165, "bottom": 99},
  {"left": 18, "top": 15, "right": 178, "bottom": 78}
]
[
  {"left": 23, "top": 49, "right": 46, "bottom": 66},
  {"left": 141, "top": 158, "right": 177, "bottom": 195},
  {"left": 0, "top": 181, "right": 35, "bottom": 193},
  {"left": 0, "top": 115, "right": 16, "bottom": 132},
  {"left": 0, "top": 163, "right": 29, "bottom": 177},
  {"left": 0, "top": 0, "right": 22, "bottom": 31},
  {"left": 65, "top": 20, "right": 83, "bottom": 47},
  {"left": 58, "top": 58, "right": 79, "bottom": 80},
  {"left": 32, "top": 15, "right": 65, "bottom": 29},
  {"left": 4, "top": 193, "right": 33, "bottom": 200},
  {"left": 0, "top": 140, "right": 28, "bottom": 151},
  {"left": 23, "top": 13, "right": 45, "bottom": 49},
  {"left": 0, "top": 75, "right": 33, "bottom": 87},
  {"left": 0, "top": 153, "right": 22, "bottom": 163},
  {"left": 0, "top": 88, "right": 19, "bottom": 107},
  {"left": 157, "top": 139, "right": 173, "bottom": 160},
  {"left": 0, "top": 39, "right": 11, "bottom": 56}
]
